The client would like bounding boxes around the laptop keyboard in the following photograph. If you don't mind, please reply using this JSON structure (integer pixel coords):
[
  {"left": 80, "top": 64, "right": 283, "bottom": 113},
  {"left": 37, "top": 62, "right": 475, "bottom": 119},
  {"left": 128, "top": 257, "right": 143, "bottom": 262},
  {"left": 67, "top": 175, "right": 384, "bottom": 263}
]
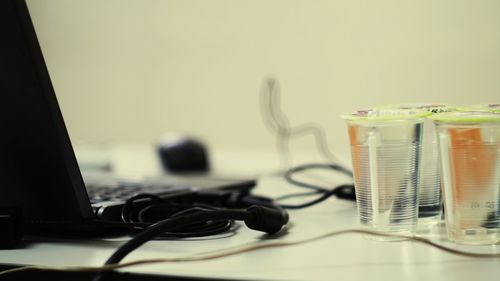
[
  {"left": 85, "top": 175, "right": 198, "bottom": 220},
  {"left": 86, "top": 181, "right": 191, "bottom": 206},
  {"left": 83, "top": 173, "right": 255, "bottom": 220},
  {"left": 83, "top": 172, "right": 255, "bottom": 221}
]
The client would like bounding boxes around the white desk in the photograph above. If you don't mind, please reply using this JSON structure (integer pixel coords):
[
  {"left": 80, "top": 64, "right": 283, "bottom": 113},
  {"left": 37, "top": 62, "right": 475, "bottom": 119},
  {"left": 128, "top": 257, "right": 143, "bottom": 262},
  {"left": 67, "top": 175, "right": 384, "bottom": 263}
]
[{"left": 1, "top": 145, "right": 499, "bottom": 281}]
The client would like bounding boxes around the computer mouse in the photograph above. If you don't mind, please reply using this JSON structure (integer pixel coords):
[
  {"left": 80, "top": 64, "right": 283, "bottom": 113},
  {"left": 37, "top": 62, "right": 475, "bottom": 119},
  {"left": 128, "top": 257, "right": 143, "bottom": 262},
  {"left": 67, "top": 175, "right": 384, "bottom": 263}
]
[{"left": 157, "top": 135, "right": 210, "bottom": 173}]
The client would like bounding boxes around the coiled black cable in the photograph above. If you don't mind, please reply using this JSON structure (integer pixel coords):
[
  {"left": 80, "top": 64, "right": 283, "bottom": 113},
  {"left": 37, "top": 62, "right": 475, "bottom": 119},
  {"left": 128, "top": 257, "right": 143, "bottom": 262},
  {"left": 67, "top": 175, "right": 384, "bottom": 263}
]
[
  {"left": 93, "top": 205, "right": 288, "bottom": 281},
  {"left": 119, "top": 193, "right": 235, "bottom": 238}
]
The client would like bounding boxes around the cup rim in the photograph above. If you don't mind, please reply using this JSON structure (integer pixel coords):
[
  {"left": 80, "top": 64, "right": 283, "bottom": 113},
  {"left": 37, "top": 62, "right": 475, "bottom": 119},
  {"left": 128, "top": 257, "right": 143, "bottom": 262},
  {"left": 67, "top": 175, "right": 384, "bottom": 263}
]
[
  {"left": 378, "top": 103, "right": 456, "bottom": 114},
  {"left": 430, "top": 111, "right": 500, "bottom": 124},
  {"left": 456, "top": 103, "right": 500, "bottom": 113},
  {"left": 341, "top": 108, "right": 431, "bottom": 121}
]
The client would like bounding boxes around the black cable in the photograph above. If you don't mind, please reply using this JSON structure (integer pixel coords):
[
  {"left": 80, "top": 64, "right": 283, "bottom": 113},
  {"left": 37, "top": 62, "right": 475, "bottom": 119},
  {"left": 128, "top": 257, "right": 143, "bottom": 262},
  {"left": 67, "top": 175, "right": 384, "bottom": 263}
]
[
  {"left": 275, "top": 190, "right": 322, "bottom": 201},
  {"left": 279, "top": 184, "right": 355, "bottom": 209},
  {"left": 121, "top": 193, "right": 164, "bottom": 223},
  {"left": 284, "top": 163, "right": 353, "bottom": 192},
  {"left": 93, "top": 209, "right": 249, "bottom": 281},
  {"left": 119, "top": 193, "right": 236, "bottom": 238},
  {"left": 276, "top": 163, "right": 356, "bottom": 209},
  {"left": 279, "top": 189, "right": 337, "bottom": 209},
  {"left": 94, "top": 206, "right": 288, "bottom": 281},
  {"left": 108, "top": 210, "right": 250, "bottom": 264}
]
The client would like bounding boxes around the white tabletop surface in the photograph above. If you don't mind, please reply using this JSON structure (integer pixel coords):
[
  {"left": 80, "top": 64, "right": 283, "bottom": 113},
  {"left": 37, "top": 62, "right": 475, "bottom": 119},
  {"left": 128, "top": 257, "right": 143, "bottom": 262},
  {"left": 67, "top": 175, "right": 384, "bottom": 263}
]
[{"left": 1, "top": 144, "right": 499, "bottom": 281}]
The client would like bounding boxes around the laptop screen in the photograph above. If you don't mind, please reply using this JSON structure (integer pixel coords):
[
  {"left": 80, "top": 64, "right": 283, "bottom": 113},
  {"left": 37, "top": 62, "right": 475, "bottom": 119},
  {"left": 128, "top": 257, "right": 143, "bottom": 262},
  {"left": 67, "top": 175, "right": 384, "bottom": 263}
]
[{"left": 0, "top": 0, "right": 94, "bottom": 230}]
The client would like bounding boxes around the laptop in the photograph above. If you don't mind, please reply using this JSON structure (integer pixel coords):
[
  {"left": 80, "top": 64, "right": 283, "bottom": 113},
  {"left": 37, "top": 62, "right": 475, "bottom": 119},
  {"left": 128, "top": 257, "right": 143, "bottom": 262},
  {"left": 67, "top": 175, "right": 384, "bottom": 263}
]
[{"left": 0, "top": 0, "right": 255, "bottom": 233}]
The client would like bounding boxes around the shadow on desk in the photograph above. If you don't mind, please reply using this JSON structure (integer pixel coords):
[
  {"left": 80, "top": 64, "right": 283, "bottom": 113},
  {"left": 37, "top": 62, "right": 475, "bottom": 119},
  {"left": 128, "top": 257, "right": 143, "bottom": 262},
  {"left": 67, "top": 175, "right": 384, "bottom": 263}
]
[{"left": 0, "top": 264, "right": 253, "bottom": 281}]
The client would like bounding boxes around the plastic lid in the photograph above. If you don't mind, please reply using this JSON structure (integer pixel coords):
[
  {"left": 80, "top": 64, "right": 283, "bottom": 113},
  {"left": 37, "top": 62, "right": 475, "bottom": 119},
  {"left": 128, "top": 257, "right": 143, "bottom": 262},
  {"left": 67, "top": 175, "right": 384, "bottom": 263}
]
[
  {"left": 430, "top": 111, "right": 500, "bottom": 123},
  {"left": 341, "top": 108, "right": 430, "bottom": 121},
  {"left": 380, "top": 103, "right": 455, "bottom": 114},
  {"left": 457, "top": 103, "right": 500, "bottom": 113}
]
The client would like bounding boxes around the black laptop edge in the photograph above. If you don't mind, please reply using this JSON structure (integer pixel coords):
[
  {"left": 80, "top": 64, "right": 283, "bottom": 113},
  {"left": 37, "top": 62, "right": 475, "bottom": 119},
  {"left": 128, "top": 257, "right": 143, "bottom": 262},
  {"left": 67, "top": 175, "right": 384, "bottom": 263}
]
[{"left": 1, "top": 0, "right": 104, "bottom": 232}]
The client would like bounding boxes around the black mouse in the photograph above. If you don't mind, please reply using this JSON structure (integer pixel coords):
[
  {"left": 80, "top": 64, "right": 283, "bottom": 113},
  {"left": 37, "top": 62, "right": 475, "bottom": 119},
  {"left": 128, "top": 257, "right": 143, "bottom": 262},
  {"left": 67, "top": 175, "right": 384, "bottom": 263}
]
[{"left": 157, "top": 135, "right": 210, "bottom": 173}]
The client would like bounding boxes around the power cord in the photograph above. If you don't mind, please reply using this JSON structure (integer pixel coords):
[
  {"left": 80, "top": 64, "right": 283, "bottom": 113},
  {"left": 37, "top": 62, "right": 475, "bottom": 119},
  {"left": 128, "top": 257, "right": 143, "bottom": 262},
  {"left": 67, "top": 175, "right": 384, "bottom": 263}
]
[
  {"left": 1, "top": 228, "right": 498, "bottom": 279},
  {"left": 93, "top": 205, "right": 289, "bottom": 281}
]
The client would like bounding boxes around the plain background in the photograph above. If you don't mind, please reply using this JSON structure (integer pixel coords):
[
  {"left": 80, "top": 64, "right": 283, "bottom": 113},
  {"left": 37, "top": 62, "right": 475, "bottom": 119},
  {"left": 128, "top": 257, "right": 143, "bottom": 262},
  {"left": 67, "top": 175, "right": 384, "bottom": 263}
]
[{"left": 26, "top": 0, "right": 500, "bottom": 158}]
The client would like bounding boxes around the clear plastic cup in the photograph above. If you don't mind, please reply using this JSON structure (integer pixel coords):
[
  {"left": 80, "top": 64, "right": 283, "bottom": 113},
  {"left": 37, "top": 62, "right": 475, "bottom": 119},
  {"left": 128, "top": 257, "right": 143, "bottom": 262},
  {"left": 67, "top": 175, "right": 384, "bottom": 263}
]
[
  {"left": 431, "top": 111, "right": 500, "bottom": 244},
  {"left": 342, "top": 109, "right": 429, "bottom": 240},
  {"left": 380, "top": 104, "right": 455, "bottom": 225}
]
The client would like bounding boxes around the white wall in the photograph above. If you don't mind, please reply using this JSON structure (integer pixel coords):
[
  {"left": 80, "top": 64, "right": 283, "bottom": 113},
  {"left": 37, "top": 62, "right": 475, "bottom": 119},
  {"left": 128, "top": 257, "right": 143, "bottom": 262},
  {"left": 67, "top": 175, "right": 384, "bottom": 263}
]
[{"left": 27, "top": 0, "right": 500, "bottom": 154}]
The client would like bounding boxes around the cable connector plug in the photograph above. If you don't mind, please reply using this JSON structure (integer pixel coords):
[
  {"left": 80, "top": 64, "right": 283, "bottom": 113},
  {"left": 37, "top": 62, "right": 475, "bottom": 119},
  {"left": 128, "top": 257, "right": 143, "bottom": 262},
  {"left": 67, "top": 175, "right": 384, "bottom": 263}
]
[{"left": 244, "top": 205, "right": 289, "bottom": 234}]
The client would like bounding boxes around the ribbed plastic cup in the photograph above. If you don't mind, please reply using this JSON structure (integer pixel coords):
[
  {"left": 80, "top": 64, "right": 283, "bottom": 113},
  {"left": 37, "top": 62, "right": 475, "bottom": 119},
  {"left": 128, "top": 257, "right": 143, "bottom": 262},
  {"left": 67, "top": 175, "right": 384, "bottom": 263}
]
[
  {"left": 431, "top": 111, "right": 500, "bottom": 244},
  {"left": 379, "top": 104, "right": 455, "bottom": 225},
  {"left": 342, "top": 109, "right": 428, "bottom": 240}
]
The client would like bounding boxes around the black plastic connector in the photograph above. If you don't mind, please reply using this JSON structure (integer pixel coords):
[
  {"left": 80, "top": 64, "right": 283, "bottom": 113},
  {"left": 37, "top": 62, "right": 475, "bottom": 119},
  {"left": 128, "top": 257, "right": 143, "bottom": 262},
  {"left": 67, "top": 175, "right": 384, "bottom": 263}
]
[{"left": 244, "top": 205, "right": 289, "bottom": 234}]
